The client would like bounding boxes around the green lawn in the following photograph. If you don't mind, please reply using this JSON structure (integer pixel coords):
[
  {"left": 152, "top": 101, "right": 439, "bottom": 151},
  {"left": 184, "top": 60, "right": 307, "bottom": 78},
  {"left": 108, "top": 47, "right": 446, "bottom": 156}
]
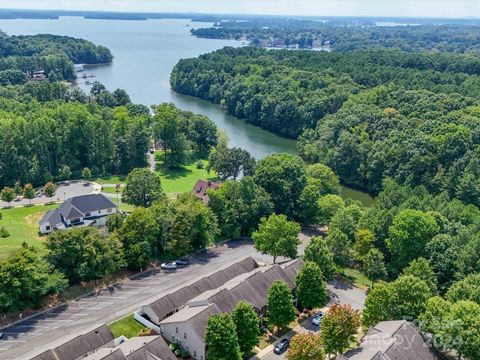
[
  {"left": 341, "top": 268, "right": 372, "bottom": 290},
  {"left": 155, "top": 154, "right": 216, "bottom": 194},
  {"left": 0, "top": 204, "right": 57, "bottom": 259},
  {"left": 92, "top": 175, "right": 127, "bottom": 185},
  {"left": 101, "top": 186, "right": 123, "bottom": 194},
  {"left": 108, "top": 315, "right": 147, "bottom": 338}
]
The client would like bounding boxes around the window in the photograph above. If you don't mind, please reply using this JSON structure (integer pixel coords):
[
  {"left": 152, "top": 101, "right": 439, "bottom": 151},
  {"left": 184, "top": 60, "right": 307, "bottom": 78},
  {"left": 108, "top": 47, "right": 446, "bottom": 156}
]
[
  {"left": 85, "top": 212, "right": 91, "bottom": 217},
  {"left": 45, "top": 226, "right": 51, "bottom": 231},
  {"left": 172, "top": 336, "right": 175, "bottom": 342},
  {"left": 107, "top": 208, "right": 113, "bottom": 213},
  {"left": 194, "top": 351, "right": 197, "bottom": 358},
  {"left": 176, "top": 327, "right": 178, "bottom": 333},
  {"left": 71, "top": 218, "right": 81, "bottom": 223},
  {"left": 184, "top": 332, "right": 187, "bottom": 339}
]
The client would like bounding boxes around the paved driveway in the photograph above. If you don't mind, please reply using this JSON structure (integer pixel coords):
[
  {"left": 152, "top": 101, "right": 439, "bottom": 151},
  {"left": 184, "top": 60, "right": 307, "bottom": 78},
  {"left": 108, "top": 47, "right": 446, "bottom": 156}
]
[
  {"left": 260, "top": 280, "right": 366, "bottom": 360},
  {"left": 0, "top": 181, "right": 96, "bottom": 208},
  {"left": 0, "top": 240, "right": 271, "bottom": 360}
]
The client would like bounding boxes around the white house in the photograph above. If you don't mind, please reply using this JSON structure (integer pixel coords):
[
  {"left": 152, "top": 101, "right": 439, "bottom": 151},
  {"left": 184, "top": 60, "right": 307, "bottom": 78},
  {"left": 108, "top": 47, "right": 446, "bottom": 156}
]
[{"left": 39, "top": 193, "right": 117, "bottom": 234}]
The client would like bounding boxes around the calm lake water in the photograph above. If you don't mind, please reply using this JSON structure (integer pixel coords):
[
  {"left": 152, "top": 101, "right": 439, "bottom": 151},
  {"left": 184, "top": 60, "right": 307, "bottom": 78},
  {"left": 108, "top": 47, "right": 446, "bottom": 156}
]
[{"left": 0, "top": 17, "right": 373, "bottom": 205}]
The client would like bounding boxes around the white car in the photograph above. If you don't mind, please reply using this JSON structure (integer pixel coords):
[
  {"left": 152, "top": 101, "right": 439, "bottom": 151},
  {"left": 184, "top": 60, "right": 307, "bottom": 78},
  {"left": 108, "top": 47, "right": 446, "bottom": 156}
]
[
  {"left": 160, "top": 262, "right": 177, "bottom": 271},
  {"left": 312, "top": 312, "right": 324, "bottom": 326}
]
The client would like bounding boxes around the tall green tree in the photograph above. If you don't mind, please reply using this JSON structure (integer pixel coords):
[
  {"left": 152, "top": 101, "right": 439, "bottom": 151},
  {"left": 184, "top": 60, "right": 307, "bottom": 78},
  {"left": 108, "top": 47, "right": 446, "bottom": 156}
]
[
  {"left": 325, "top": 228, "right": 352, "bottom": 268},
  {"left": 0, "top": 244, "right": 68, "bottom": 313},
  {"left": 402, "top": 257, "right": 437, "bottom": 294},
  {"left": 320, "top": 304, "right": 360, "bottom": 357},
  {"left": 267, "top": 280, "right": 296, "bottom": 331},
  {"left": 152, "top": 103, "right": 188, "bottom": 168},
  {"left": 386, "top": 209, "right": 439, "bottom": 274},
  {"left": 208, "top": 144, "right": 255, "bottom": 180},
  {"left": 303, "top": 236, "right": 336, "bottom": 281},
  {"left": 208, "top": 177, "right": 273, "bottom": 238},
  {"left": 23, "top": 183, "right": 35, "bottom": 205},
  {"left": 254, "top": 153, "right": 307, "bottom": 218},
  {"left": 317, "top": 194, "right": 344, "bottom": 226},
  {"left": 295, "top": 262, "right": 328, "bottom": 309},
  {"left": 363, "top": 248, "right": 387, "bottom": 287},
  {"left": 117, "top": 207, "right": 159, "bottom": 270},
  {"left": 446, "top": 273, "right": 480, "bottom": 304},
  {"left": 252, "top": 213, "right": 300, "bottom": 264},
  {"left": 205, "top": 313, "right": 242, "bottom": 360},
  {"left": 1, "top": 187, "right": 15, "bottom": 207},
  {"left": 305, "top": 163, "right": 341, "bottom": 195},
  {"left": 122, "top": 168, "right": 164, "bottom": 207},
  {"left": 44, "top": 182, "right": 57, "bottom": 202},
  {"left": 231, "top": 301, "right": 261, "bottom": 355},
  {"left": 45, "top": 227, "right": 125, "bottom": 284}
]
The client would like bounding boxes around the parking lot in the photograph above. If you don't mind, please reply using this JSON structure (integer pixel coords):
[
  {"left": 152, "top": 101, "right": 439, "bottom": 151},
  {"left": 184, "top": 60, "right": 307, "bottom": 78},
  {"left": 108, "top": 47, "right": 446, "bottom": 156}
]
[{"left": 0, "top": 239, "right": 270, "bottom": 360}]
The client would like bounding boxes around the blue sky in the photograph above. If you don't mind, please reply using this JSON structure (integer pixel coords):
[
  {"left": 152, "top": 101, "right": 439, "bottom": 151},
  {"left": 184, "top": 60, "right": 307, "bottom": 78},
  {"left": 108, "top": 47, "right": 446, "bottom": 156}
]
[{"left": 0, "top": 1, "right": 478, "bottom": 18}]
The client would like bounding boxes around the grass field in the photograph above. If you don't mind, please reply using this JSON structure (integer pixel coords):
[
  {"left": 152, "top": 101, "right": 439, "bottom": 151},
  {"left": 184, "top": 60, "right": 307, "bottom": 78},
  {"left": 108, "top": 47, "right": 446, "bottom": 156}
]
[
  {"left": 108, "top": 315, "right": 147, "bottom": 338},
  {"left": 340, "top": 268, "right": 372, "bottom": 290},
  {"left": 0, "top": 204, "right": 57, "bottom": 259},
  {"left": 92, "top": 175, "right": 127, "bottom": 185},
  {"left": 155, "top": 153, "right": 216, "bottom": 194}
]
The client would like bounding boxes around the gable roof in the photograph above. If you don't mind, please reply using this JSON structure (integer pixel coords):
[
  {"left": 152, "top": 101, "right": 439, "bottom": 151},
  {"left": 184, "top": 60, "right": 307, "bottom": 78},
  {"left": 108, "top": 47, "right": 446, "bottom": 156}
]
[
  {"left": 191, "top": 180, "right": 220, "bottom": 204},
  {"left": 337, "top": 321, "right": 438, "bottom": 360},
  {"left": 39, "top": 209, "right": 63, "bottom": 226},
  {"left": 32, "top": 325, "right": 115, "bottom": 360},
  {"left": 144, "top": 257, "right": 258, "bottom": 322},
  {"left": 39, "top": 194, "right": 116, "bottom": 226},
  {"left": 160, "top": 259, "right": 304, "bottom": 343}
]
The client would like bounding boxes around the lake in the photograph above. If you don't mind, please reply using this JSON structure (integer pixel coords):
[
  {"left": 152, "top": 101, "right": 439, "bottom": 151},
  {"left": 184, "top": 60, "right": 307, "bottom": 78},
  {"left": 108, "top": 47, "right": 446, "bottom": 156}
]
[{"left": 0, "top": 17, "right": 373, "bottom": 205}]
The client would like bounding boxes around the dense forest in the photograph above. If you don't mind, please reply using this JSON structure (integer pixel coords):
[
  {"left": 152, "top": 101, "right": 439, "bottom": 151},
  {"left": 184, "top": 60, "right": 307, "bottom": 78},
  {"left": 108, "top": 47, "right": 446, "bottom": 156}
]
[
  {"left": 0, "top": 81, "right": 150, "bottom": 187},
  {"left": 0, "top": 32, "right": 113, "bottom": 84},
  {"left": 171, "top": 46, "right": 480, "bottom": 199},
  {"left": 191, "top": 20, "right": 480, "bottom": 53}
]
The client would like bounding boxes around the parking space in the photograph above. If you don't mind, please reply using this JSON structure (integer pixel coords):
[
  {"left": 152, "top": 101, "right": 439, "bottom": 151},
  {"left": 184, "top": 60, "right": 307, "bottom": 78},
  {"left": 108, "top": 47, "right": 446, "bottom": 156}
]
[
  {"left": 0, "top": 265, "right": 196, "bottom": 353},
  {"left": 0, "top": 241, "right": 261, "bottom": 358}
]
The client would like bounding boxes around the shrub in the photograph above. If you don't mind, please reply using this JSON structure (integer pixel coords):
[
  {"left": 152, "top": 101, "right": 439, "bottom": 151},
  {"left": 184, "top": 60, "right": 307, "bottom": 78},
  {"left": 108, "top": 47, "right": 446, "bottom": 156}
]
[
  {"left": 196, "top": 160, "right": 204, "bottom": 169},
  {"left": 0, "top": 226, "right": 9, "bottom": 238}
]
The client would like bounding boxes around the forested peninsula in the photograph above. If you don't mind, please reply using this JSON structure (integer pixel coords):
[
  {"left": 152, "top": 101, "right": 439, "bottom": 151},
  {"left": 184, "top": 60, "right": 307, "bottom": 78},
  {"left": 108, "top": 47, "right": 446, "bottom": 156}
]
[
  {"left": 171, "top": 46, "right": 480, "bottom": 202},
  {"left": 0, "top": 32, "right": 112, "bottom": 84}
]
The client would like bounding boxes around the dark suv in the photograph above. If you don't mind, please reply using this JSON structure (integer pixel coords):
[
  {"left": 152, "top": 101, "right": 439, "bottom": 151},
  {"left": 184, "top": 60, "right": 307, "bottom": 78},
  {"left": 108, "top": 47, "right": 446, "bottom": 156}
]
[{"left": 273, "top": 339, "right": 290, "bottom": 354}]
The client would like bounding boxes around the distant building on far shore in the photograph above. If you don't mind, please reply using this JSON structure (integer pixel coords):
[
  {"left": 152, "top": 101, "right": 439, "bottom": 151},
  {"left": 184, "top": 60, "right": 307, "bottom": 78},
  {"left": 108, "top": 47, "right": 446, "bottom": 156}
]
[{"left": 191, "top": 179, "right": 220, "bottom": 204}]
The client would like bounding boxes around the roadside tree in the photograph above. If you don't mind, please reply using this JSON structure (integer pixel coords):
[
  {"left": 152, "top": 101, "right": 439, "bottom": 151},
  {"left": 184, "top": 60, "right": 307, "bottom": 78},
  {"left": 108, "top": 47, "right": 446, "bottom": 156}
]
[
  {"left": 320, "top": 304, "right": 361, "bottom": 357},
  {"left": 122, "top": 168, "right": 164, "bottom": 207},
  {"left": 252, "top": 213, "right": 300, "bottom": 264},
  {"left": 205, "top": 313, "right": 242, "bottom": 360},
  {"left": 267, "top": 280, "right": 296, "bottom": 331},
  {"left": 295, "top": 262, "right": 328, "bottom": 309}
]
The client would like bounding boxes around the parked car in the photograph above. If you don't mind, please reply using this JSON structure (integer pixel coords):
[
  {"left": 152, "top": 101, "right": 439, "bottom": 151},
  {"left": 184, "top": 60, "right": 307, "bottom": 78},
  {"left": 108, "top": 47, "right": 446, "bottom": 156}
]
[
  {"left": 175, "top": 259, "right": 189, "bottom": 267},
  {"left": 160, "top": 262, "right": 177, "bottom": 271},
  {"left": 312, "top": 312, "right": 324, "bottom": 326},
  {"left": 273, "top": 339, "right": 290, "bottom": 354}
]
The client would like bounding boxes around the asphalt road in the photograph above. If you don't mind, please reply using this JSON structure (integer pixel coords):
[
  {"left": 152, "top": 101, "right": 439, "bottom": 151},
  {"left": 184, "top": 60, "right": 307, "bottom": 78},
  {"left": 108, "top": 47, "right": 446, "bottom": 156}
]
[
  {"left": 261, "top": 280, "right": 366, "bottom": 360},
  {"left": 0, "top": 231, "right": 366, "bottom": 360},
  {"left": 0, "top": 239, "right": 273, "bottom": 360}
]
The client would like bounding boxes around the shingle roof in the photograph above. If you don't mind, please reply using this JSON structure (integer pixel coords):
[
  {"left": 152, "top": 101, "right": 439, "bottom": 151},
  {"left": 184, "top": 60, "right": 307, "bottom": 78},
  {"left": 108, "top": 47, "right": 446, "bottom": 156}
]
[
  {"left": 123, "top": 336, "right": 176, "bottom": 360},
  {"left": 39, "top": 209, "right": 63, "bottom": 227},
  {"left": 39, "top": 194, "right": 116, "bottom": 226},
  {"left": 145, "top": 256, "right": 258, "bottom": 322},
  {"left": 31, "top": 325, "right": 114, "bottom": 360},
  {"left": 338, "top": 321, "right": 438, "bottom": 360},
  {"left": 69, "top": 194, "right": 116, "bottom": 214}
]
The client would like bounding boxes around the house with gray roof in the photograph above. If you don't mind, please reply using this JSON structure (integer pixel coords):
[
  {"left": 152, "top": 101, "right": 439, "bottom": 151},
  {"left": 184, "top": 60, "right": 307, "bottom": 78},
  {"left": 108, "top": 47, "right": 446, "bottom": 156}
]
[
  {"left": 32, "top": 334, "right": 176, "bottom": 360},
  {"left": 158, "top": 259, "right": 304, "bottom": 360},
  {"left": 39, "top": 193, "right": 117, "bottom": 234},
  {"left": 31, "top": 325, "right": 115, "bottom": 360},
  {"left": 336, "top": 320, "right": 438, "bottom": 360},
  {"left": 141, "top": 257, "right": 258, "bottom": 324}
]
